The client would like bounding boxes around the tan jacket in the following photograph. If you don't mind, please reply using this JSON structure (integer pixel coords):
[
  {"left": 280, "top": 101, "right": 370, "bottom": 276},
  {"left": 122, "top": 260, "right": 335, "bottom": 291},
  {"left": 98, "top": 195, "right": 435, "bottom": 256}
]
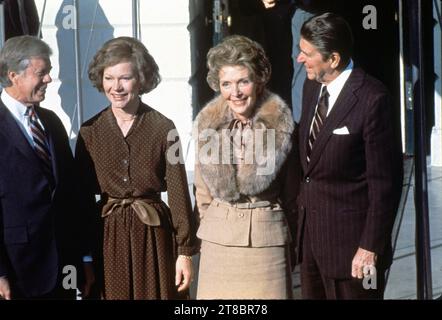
[
  {"left": 193, "top": 91, "right": 301, "bottom": 247},
  {"left": 195, "top": 166, "right": 295, "bottom": 247}
]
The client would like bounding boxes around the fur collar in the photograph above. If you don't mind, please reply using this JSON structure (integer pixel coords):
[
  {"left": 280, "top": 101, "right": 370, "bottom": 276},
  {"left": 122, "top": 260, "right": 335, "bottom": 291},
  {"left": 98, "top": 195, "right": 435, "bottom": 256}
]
[{"left": 194, "top": 90, "right": 294, "bottom": 201}]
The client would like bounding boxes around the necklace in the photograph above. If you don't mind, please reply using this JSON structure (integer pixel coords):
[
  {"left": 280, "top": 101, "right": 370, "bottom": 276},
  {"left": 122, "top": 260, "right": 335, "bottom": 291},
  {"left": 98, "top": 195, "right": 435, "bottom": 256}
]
[
  {"left": 116, "top": 115, "right": 136, "bottom": 137},
  {"left": 116, "top": 114, "right": 137, "bottom": 122},
  {"left": 119, "top": 116, "right": 136, "bottom": 121},
  {"left": 112, "top": 104, "right": 139, "bottom": 124}
]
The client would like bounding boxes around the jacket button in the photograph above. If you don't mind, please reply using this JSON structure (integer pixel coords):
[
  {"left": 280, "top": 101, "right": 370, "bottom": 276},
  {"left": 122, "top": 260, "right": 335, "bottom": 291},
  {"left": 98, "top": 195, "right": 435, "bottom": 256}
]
[
  {"left": 239, "top": 213, "right": 244, "bottom": 218},
  {"left": 305, "top": 177, "right": 310, "bottom": 183}
]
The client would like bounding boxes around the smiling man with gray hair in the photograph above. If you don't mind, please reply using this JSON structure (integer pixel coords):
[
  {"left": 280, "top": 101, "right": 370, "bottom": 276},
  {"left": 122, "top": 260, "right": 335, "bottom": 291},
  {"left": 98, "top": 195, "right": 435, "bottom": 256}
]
[{"left": 0, "top": 35, "right": 95, "bottom": 300}]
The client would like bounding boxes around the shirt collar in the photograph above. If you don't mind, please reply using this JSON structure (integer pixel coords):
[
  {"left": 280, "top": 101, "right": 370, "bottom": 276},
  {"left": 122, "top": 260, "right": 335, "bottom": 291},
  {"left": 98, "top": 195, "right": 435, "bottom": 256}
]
[
  {"left": 1, "top": 89, "right": 30, "bottom": 122},
  {"left": 323, "top": 59, "right": 353, "bottom": 105}
]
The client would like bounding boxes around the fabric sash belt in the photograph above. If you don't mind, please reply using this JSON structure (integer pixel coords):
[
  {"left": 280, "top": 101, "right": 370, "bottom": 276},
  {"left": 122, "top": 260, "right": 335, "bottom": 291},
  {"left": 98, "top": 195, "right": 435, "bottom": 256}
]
[{"left": 101, "top": 195, "right": 162, "bottom": 226}]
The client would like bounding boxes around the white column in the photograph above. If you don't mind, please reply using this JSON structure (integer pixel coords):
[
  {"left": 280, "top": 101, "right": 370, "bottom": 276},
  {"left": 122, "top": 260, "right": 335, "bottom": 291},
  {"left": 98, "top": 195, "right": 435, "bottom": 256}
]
[
  {"left": 431, "top": 0, "right": 442, "bottom": 166},
  {"left": 0, "top": 2, "right": 5, "bottom": 48},
  {"left": 138, "top": 0, "right": 193, "bottom": 171},
  {"left": 399, "top": 0, "right": 406, "bottom": 153}
]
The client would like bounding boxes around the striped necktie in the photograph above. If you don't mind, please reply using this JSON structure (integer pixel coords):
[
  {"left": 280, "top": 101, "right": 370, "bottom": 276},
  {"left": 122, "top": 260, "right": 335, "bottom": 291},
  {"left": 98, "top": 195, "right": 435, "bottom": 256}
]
[
  {"left": 26, "top": 106, "right": 53, "bottom": 178},
  {"left": 307, "top": 86, "right": 329, "bottom": 162}
]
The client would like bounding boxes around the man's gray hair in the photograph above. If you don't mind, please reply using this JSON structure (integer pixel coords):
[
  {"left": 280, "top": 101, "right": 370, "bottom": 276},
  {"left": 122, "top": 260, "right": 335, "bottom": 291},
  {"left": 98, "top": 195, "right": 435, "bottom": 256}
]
[{"left": 0, "top": 35, "right": 52, "bottom": 87}]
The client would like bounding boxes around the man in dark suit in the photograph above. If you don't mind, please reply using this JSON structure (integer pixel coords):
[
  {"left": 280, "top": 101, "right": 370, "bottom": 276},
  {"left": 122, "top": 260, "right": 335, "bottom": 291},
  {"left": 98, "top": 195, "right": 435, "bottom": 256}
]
[
  {"left": 296, "top": 13, "right": 403, "bottom": 299},
  {"left": 0, "top": 35, "right": 95, "bottom": 299}
]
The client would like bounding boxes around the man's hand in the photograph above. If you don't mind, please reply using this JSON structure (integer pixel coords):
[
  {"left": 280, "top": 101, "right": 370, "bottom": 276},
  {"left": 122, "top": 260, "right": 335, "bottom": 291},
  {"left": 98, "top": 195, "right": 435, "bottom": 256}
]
[
  {"left": 351, "top": 247, "right": 377, "bottom": 279},
  {"left": 262, "top": 0, "right": 277, "bottom": 9},
  {"left": 0, "top": 276, "right": 11, "bottom": 300},
  {"left": 175, "top": 255, "right": 193, "bottom": 293},
  {"left": 80, "top": 262, "right": 95, "bottom": 298}
]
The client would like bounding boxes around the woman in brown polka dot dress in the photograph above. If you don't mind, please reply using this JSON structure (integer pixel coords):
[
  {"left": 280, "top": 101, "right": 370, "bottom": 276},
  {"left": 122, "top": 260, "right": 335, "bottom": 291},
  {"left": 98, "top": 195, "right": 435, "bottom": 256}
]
[{"left": 75, "top": 37, "right": 197, "bottom": 299}]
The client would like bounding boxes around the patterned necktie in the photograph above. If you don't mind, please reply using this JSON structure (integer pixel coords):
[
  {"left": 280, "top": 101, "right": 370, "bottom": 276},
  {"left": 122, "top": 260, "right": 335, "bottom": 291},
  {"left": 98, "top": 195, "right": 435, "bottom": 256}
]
[
  {"left": 26, "top": 106, "right": 53, "bottom": 178},
  {"left": 307, "top": 86, "right": 329, "bottom": 162}
]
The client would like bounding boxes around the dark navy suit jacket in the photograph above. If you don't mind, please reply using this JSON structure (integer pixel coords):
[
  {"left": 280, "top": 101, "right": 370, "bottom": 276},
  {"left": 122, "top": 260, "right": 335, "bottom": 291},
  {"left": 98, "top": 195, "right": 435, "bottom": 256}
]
[
  {"left": 0, "top": 99, "right": 93, "bottom": 297},
  {"left": 296, "top": 68, "right": 403, "bottom": 279}
]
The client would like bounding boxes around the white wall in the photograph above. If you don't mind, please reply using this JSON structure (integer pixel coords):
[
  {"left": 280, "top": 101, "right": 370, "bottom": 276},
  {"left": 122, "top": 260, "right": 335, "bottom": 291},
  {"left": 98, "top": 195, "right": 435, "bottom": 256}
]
[
  {"left": 432, "top": 0, "right": 442, "bottom": 167},
  {"left": 35, "top": 0, "right": 195, "bottom": 170}
]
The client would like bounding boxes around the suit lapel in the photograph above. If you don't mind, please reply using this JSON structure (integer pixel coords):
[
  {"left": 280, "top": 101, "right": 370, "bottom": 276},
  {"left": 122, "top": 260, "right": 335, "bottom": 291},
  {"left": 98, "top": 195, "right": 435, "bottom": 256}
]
[
  {"left": 0, "top": 101, "right": 42, "bottom": 165},
  {"left": 305, "top": 69, "right": 365, "bottom": 174},
  {"left": 300, "top": 81, "right": 321, "bottom": 171}
]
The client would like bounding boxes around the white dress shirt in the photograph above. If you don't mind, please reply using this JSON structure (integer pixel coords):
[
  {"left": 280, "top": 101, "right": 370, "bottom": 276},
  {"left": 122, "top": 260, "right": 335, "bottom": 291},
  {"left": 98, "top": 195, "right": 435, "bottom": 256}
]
[
  {"left": 1, "top": 89, "right": 46, "bottom": 149},
  {"left": 309, "top": 60, "right": 353, "bottom": 133},
  {"left": 323, "top": 59, "right": 354, "bottom": 116}
]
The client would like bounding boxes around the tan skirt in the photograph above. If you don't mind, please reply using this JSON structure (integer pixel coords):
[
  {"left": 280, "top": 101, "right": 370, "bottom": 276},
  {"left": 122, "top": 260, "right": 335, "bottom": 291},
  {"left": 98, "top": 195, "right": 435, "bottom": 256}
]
[{"left": 197, "top": 240, "right": 293, "bottom": 299}]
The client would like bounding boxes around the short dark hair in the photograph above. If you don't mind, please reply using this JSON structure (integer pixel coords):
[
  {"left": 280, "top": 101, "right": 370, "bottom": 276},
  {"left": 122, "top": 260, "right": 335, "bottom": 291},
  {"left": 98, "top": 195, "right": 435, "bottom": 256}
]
[
  {"left": 301, "top": 12, "right": 353, "bottom": 70},
  {"left": 88, "top": 36, "right": 161, "bottom": 94}
]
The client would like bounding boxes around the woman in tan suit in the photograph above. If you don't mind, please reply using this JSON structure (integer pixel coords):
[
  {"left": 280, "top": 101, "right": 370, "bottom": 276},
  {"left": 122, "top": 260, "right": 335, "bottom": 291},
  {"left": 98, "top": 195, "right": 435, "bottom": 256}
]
[
  {"left": 75, "top": 37, "right": 197, "bottom": 299},
  {"left": 194, "top": 35, "right": 300, "bottom": 299}
]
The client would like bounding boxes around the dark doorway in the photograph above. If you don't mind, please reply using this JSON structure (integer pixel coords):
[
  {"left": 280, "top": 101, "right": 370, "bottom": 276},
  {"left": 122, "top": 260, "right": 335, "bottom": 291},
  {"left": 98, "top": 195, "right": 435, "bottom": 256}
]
[
  {"left": 188, "top": 0, "right": 215, "bottom": 118},
  {"left": 331, "top": 0, "right": 400, "bottom": 100},
  {"left": 229, "top": 0, "right": 294, "bottom": 107},
  {"left": 2, "top": 0, "right": 40, "bottom": 40}
]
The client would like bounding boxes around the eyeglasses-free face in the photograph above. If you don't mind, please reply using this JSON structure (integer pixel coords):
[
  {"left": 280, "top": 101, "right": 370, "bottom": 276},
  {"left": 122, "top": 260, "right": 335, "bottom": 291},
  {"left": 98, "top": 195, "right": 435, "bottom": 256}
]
[{"left": 218, "top": 65, "right": 258, "bottom": 122}]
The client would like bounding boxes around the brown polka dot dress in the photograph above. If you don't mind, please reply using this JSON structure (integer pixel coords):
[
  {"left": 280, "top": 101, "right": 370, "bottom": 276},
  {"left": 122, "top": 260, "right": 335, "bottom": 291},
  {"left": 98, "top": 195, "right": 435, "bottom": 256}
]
[{"left": 75, "top": 102, "right": 197, "bottom": 300}]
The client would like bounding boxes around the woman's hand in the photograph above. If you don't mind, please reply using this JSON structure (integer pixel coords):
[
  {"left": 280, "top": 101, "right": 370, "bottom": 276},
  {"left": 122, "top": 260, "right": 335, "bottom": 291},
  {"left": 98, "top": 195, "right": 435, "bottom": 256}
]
[{"left": 175, "top": 255, "right": 193, "bottom": 292}]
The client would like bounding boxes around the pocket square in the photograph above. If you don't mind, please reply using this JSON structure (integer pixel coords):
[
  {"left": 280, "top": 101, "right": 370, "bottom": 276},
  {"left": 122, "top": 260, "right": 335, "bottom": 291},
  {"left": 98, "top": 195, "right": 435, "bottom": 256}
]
[{"left": 333, "top": 126, "right": 350, "bottom": 135}]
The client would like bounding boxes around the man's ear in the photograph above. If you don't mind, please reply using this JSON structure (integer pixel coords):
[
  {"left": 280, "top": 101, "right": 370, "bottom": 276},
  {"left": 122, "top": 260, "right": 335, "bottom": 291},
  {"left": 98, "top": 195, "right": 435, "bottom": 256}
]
[
  {"left": 7, "top": 70, "right": 19, "bottom": 85},
  {"left": 329, "top": 52, "right": 341, "bottom": 70}
]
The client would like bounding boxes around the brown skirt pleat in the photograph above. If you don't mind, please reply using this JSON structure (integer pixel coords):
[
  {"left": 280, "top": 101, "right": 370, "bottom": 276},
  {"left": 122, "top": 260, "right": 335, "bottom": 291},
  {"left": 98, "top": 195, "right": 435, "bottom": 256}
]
[{"left": 102, "top": 203, "right": 180, "bottom": 300}]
